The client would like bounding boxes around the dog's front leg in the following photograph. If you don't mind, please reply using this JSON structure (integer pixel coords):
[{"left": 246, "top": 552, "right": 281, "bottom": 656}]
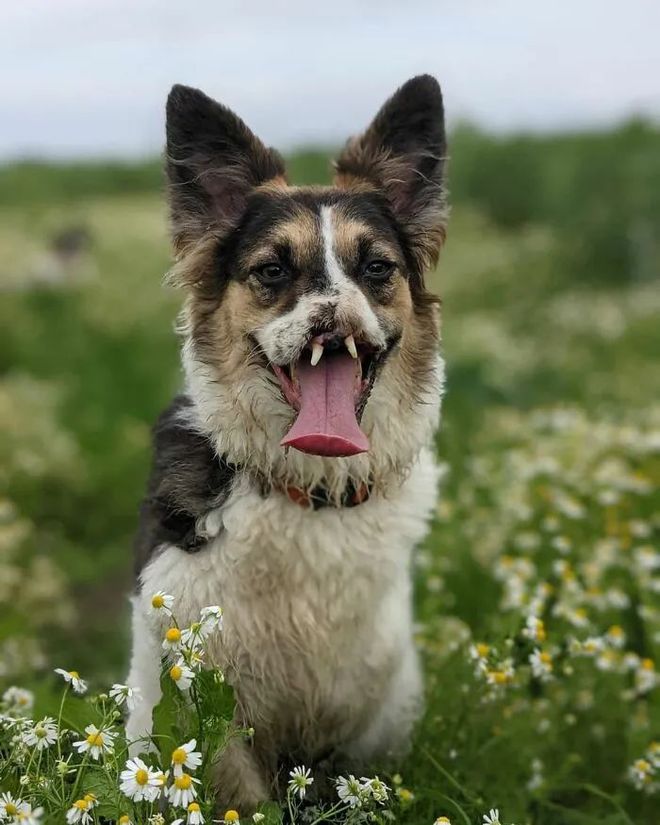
[
  {"left": 125, "top": 596, "right": 162, "bottom": 753},
  {"left": 212, "top": 734, "right": 271, "bottom": 816}
]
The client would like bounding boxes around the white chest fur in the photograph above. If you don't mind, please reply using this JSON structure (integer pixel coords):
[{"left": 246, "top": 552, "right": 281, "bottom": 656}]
[{"left": 134, "top": 447, "right": 439, "bottom": 749}]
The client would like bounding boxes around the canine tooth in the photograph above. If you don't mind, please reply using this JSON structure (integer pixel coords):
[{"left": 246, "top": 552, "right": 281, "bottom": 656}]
[
  {"left": 310, "top": 342, "right": 324, "bottom": 366},
  {"left": 345, "top": 334, "right": 358, "bottom": 359}
]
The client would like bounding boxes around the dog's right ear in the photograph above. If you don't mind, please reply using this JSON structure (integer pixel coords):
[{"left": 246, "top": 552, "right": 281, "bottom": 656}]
[{"left": 165, "top": 84, "right": 286, "bottom": 252}]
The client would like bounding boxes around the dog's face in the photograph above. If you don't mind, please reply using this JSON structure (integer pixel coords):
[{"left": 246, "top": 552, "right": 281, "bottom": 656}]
[{"left": 166, "top": 77, "right": 447, "bottom": 476}]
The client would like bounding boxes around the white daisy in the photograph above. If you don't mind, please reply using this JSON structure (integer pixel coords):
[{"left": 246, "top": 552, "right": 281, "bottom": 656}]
[
  {"left": 187, "top": 803, "right": 205, "bottom": 825},
  {"left": 529, "top": 649, "right": 554, "bottom": 682},
  {"left": 109, "top": 684, "right": 142, "bottom": 711},
  {"left": 65, "top": 795, "right": 96, "bottom": 825},
  {"left": 222, "top": 812, "right": 239, "bottom": 825},
  {"left": 336, "top": 775, "right": 365, "bottom": 808},
  {"left": 163, "top": 627, "right": 184, "bottom": 653},
  {"left": 0, "top": 793, "right": 23, "bottom": 820},
  {"left": 482, "top": 809, "right": 501, "bottom": 825},
  {"left": 54, "top": 669, "right": 88, "bottom": 694},
  {"left": 169, "top": 661, "right": 195, "bottom": 691},
  {"left": 14, "top": 802, "right": 44, "bottom": 825},
  {"left": 73, "top": 724, "right": 117, "bottom": 760},
  {"left": 119, "top": 757, "right": 162, "bottom": 802},
  {"left": 434, "top": 818, "right": 452, "bottom": 825},
  {"left": 167, "top": 773, "right": 201, "bottom": 808},
  {"left": 150, "top": 591, "right": 175, "bottom": 615},
  {"left": 21, "top": 717, "right": 58, "bottom": 750},
  {"left": 180, "top": 623, "right": 208, "bottom": 651},
  {"left": 360, "top": 776, "right": 390, "bottom": 803},
  {"left": 200, "top": 605, "right": 223, "bottom": 632},
  {"left": 171, "top": 739, "right": 203, "bottom": 776},
  {"left": 2, "top": 687, "right": 34, "bottom": 714},
  {"left": 628, "top": 757, "right": 654, "bottom": 789},
  {"left": 288, "top": 765, "right": 313, "bottom": 800}
]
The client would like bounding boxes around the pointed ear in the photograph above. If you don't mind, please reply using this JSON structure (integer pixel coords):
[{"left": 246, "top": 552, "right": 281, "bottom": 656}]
[
  {"left": 334, "top": 75, "right": 448, "bottom": 270},
  {"left": 165, "top": 84, "right": 286, "bottom": 252}
]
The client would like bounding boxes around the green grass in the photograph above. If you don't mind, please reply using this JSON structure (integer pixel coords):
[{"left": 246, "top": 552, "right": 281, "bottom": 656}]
[{"left": 0, "top": 138, "right": 659, "bottom": 824}]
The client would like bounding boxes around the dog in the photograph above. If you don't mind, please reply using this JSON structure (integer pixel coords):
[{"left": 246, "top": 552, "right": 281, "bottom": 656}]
[{"left": 126, "top": 74, "right": 448, "bottom": 812}]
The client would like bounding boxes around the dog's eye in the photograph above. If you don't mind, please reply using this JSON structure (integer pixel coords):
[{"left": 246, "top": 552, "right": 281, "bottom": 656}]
[
  {"left": 363, "top": 260, "right": 394, "bottom": 280},
  {"left": 255, "top": 263, "right": 288, "bottom": 286}
]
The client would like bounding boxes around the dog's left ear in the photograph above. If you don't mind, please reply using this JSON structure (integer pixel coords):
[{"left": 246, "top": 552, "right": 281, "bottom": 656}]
[
  {"left": 334, "top": 75, "right": 448, "bottom": 271},
  {"left": 165, "top": 84, "right": 286, "bottom": 252}
]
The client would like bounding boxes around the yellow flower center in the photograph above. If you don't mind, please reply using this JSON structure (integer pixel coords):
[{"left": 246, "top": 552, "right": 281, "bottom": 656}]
[
  {"left": 540, "top": 652, "right": 552, "bottom": 665},
  {"left": 641, "top": 658, "right": 654, "bottom": 671},
  {"left": 635, "top": 759, "right": 651, "bottom": 772},
  {"left": 84, "top": 795, "right": 96, "bottom": 804},
  {"left": 86, "top": 731, "right": 103, "bottom": 747},
  {"left": 608, "top": 625, "right": 623, "bottom": 637},
  {"left": 5, "top": 804, "right": 18, "bottom": 816},
  {"left": 35, "top": 726, "right": 47, "bottom": 738},
  {"left": 490, "top": 670, "right": 512, "bottom": 685},
  {"left": 152, "top": 594, "right": 165, "bottom": 608},
  {"left": 175, "top": 774, "right": 192, "bottom": 790},
  {"left": 172, "top": 747, "right": 187, "bottom": 764},
  {"left": 119, "top": 816, "right": 131, "bottom": 825},
  {"left": 135, "top": 769, "right": 149, "bottom": 786},
  {"left": 73, "top": 800, "right": 88, "bottom": 811},
  {"left": 189, "top": 803, "right": 201, "bottom": 813},
  {"left": 166, "top": 627, "right": 182, "bottom": 643},
  {"left": 170, "top": 665, "right": 183, "bottom": 681},
  {"left": 69, "top": 671, "right": 80, "bottom": 679},
  {"left": 475, "top": 643, "right": 490, "bottom": 658},
  {"left": 223, "top": 810, "right": 238, "bottom": 822}
]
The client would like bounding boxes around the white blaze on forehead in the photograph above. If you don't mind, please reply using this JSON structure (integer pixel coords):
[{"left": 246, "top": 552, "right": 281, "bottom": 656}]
[
  {"left": 318, "top": 204, "right": 384, "bottom": 336},
  {"left": 254, "top": 205, "right": 385, "bottom": 364},
  {"left": 320, "top": 205, "right": 352, "bottom": 292}
]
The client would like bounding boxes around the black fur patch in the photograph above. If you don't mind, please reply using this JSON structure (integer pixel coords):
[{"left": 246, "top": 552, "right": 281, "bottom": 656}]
[
  {"left": 165, "top": 84, "right": 286, "bottom": 252},
  {"left": 134, "top": 395, "right": 236, "bottom": 577}
]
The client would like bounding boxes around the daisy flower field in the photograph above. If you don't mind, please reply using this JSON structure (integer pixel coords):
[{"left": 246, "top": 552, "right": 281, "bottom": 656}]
[{"left": 1, "top": 130, "right": 659, "bottom": 824}]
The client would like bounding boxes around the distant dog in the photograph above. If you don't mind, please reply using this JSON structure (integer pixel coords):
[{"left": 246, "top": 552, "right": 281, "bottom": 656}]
[{"left": 126, "top": 75, "right": 448, "bottom": 811}]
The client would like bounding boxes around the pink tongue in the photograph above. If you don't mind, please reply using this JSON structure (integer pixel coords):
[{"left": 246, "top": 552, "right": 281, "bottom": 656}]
[{"left": 280, "top": 353, "right": 369, "bottom": 457}]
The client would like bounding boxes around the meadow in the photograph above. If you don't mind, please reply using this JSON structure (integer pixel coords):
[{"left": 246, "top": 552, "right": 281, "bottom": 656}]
[{"left": 0, "top": 122, "right": 659, "bottom": 825}]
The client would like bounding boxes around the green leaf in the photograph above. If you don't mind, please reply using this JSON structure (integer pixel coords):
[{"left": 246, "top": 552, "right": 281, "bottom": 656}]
[
  {"left": 255, "top": 801, "right": 284, "bottom": 825},
  {"left": 151, "top": 666, "right": 189, "bottom": 767},
  {"left": 79, "top": 766, "right": 122, "bottom": 819},
  {"left": 195, "top": 669, "right": 235, "bottom": 724}
]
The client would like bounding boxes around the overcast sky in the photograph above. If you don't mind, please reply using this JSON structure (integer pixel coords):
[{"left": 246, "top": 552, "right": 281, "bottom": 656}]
[{"left": 1, "top": 0, "right": 658, "bottom": 160}]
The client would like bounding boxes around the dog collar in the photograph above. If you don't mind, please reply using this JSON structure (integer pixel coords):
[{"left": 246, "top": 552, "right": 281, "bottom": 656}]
[{"left": 276, "top": 479, "right": 371, "bottom": 510}]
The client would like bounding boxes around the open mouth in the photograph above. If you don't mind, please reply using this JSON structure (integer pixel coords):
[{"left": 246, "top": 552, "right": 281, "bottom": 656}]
[{"left": 270, "top": 333, "right": 387, "bottom": 458}]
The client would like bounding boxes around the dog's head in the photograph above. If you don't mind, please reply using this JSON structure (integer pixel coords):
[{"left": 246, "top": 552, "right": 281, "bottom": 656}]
[{"left": 166, "top": 76, "right": 447, "bottom": 488}]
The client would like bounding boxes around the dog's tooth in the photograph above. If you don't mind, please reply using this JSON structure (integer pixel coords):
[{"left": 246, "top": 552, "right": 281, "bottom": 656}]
[
  {"left": 345, "top": 334, "right": 358, "bottom": 360},
  {"left": 310, "top": 342, "right": 324, "bottom": 366}
]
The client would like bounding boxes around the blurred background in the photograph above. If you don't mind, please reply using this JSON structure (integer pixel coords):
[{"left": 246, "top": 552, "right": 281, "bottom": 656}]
[{"left": 1, "top": 3, "right": 659, "bottom": 822}]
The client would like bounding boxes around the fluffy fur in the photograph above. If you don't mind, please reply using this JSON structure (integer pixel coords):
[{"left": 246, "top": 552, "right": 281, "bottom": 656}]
[{"left": 126, "top": 75, "right": 448, "bottom": 812}]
